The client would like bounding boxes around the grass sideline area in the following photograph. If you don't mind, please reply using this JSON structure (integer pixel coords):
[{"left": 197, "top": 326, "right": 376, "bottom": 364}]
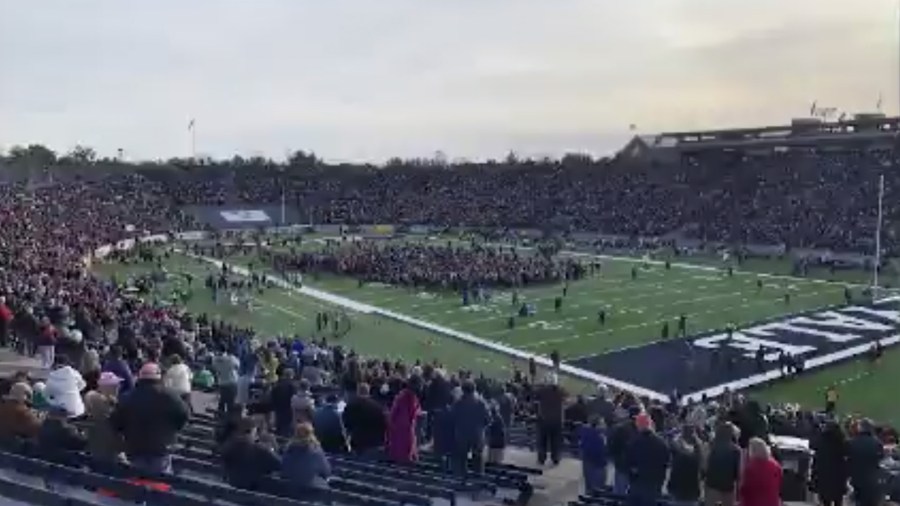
[{"left": 93, "top": 237, "right": 900, "bottom": 426}]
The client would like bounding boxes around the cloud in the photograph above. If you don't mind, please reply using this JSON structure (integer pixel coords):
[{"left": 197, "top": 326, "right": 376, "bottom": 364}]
[{"left": 0, "top": 0, "right": 896, "bottom": 162}]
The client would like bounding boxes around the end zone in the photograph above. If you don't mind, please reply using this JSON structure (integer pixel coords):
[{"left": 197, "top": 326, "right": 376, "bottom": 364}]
[{"left": 568, "top": 297, "right": 900, "bottom": 403}]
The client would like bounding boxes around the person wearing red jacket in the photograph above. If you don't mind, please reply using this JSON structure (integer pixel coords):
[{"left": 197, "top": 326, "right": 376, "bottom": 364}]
[
  {"left": 740, "top": 437, "right": 783, "bottom": 506},
  {"left": 0, "top": 297, "right": 12, "bottom": 348}
]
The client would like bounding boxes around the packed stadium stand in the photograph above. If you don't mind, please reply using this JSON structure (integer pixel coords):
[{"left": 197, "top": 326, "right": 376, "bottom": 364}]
[{"left": 0, "top": 115, "right": 898, "bottom": 506}]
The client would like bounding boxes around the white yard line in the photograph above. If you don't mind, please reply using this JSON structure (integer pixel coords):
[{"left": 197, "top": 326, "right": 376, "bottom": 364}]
[
  {"left": 520, "top": 289, "right": 835, "bottom": 350},
  {"left": 254, "top": 297, "right": 309, "bottom": 320}
]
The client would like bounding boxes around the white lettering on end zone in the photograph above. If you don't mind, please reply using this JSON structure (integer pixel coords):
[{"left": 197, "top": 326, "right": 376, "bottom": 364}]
[{"left": 220, "top": 210, "right": 270, "bottom": 223}]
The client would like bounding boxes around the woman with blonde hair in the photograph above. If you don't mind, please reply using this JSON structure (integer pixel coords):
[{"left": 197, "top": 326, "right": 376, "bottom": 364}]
[
  {"left": 281, "top": 422, "right": 332, "bottom": 497},
  {"left": 739, "top": 437, "right": 783, "bottom": 506}
]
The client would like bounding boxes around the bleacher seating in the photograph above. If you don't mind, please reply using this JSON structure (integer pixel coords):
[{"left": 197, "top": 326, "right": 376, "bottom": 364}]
[{"left": 0, "top": 408, "right": 541, "bottom": 506}]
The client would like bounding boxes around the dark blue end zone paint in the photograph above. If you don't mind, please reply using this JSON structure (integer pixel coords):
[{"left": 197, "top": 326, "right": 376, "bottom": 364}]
[{"left": 567, "top": 298, "right": 900, "bottom": 400}]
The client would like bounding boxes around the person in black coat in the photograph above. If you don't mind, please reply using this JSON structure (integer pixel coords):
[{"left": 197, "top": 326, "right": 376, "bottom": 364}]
[
  {"left": 37, "top": 405, "right": 87, "bottom": 466},
  {"left": 667, "top": 425, "right": 703, "bottom": 503},
  {"left": 221, "top": 416, "right": 281, "bottom": 491},
  {"left": 109, "top": 364, "right": 189, "bottom": 474},
  {"left": 704, "top": 422, "right": 742, "bottom": 506},
  {"left": 812, "top": 421, "right": 849, "bottom": 506},
  {"left": 341, "top": 383, "right": 387, "bottom": 455},
  {"left": 609, "top": 413, "right": 638, "bottom": 495},
  {"left": 269, "top": 368, "right": 297, "bottom": 437},
  {"left": 625, "top": 413, "right": 670, "bottom": 506},
  {"left": 847, "top": 419, "right": 885, "bottom": 506}
]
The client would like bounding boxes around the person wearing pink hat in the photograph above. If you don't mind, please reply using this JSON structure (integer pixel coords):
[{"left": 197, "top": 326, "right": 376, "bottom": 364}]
[
  {"left": 624, "top": 412, "right": 670, "bottom": 506},
  {"left": 109, "top": 361, "right": 189, "bottom": 473}
]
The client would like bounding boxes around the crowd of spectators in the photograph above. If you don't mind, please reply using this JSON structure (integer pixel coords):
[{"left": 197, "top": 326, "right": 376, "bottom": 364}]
[
  {"left": 265, "top": 241, "right": 586, "bottom": 290},
  {"left": 130, "top": 150, "right": 900, "bottom": 254}
]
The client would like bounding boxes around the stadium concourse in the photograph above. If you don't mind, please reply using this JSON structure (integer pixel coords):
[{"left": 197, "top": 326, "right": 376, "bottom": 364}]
[{"left": 0, "top": 117, "right": 898, "bottom": 506}]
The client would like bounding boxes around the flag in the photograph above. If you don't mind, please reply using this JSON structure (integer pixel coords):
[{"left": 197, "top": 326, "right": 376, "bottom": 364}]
[
  {"left": 809, "top": 101, "right": 817, "bottom": 116},
  {"left": 188, "top": 119, "right": 195, "bottom": 131}
]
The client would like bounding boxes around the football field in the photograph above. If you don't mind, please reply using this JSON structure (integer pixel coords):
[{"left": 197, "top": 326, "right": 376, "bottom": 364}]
[{"left": 94, "top": 238, "right": 900, "bottom": 426}]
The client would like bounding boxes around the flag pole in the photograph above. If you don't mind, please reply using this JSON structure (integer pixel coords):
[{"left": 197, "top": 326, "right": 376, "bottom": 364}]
[
  {"left": 281, "top": 187, "right": 286, "bottom": 225},
  {"left": 874, "top": 173, "right": 885, "bottom": 291},
  {"left": 191, "top": 121, "right": 197, "bottom": 160}
]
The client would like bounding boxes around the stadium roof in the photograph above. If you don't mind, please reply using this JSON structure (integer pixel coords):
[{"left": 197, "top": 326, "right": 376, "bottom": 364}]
[{"left": 620, "top": 114, "right": 900, "bottom": 158}]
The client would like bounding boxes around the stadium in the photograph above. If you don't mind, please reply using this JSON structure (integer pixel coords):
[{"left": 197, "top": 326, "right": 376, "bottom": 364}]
[{"left": 0, "top": 110, "right": 899, "bottom": 506}]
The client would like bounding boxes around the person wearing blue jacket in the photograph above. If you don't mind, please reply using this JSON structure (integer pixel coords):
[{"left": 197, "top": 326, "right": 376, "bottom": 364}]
[
  {"left": 450, "top": 380, "right": 491, "bottom": 476},
  {"left": 281, "top": 422, "right": 332, "bottom": 499},
  {"left": 578, "top": 417, "right": 608, "bottom": 493},
  {"left": 312, "top": 394, "right": 348, "bottom": 453}
]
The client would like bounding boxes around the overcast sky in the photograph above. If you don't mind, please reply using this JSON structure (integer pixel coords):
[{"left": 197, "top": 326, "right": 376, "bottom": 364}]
[{"left": 0, "top": 0, "right": 898, "bottom": 162}]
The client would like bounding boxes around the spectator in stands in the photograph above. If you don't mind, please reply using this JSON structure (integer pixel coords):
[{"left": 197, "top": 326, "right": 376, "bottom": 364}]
[
  {"left": 737, "top": 399, "right": 770, "bottom": 447},
  {"left": 431, "top": 388, "right": 458, "bottom": 470},
  {"left": 625, "top": 412, "right": 670, "bottom": 506},
  {"left": 667, "top": 424, "right": 703, "bottom": 505},
  {"left": 102, "top": 346, "right": 134, "bottom": 395},
  {"left": 342, "top": 383, "right": 387, "bottom": 456},
  {"left": 237, "top": 347, "right": 259, "bottom": 408},
  {"left": 739, "top": 438, "right": 782, "bottom": 506},
  {"left": 44, "top": 358, "right": 86, "bottom": 419},
  {"left": 211, "top": 347, "right": 240, "bottom": 417},
  {"left": 535, "top": 372, "right": 567, "bottom": 466},
  {"left": 110, "top": 363, "right": 189, "bottom": 474},
  {"left": 37, "top": 404, "right": 87, "bottom": 465},
  {"left": 0, "top": 382, "right": 40, "bottom": 442},
  {"left": 451, "top": 379, "right": 491, "bottom": 475},
  {"left": 496, "top": 382, "right": 517, "bottom": 434},
  {"left": 270, "top": 368, "right": 298, "bottom": 437},
  {"left": 291, "top": 379, "right": 315, "bottom": 424},
  {"left": 83, "top": 372, "right": 125, "bottom": 463},
  {"left": 0, "top": 296, "right": 12, "bottom": 348},
  {"left": 163, "top": 354, "right": 193, "bottom": 410},
  {"left": 281, "top": 422, "right": 332, "bottom": 498},
  {"left": 847, "top": 419, "right": 885, "bottom": 506},
  {"left": 609, "top": 407, "right": 639, "bottom": 494},
  {"left": 589, "top": 383, "right": 616, "bottom": 428},
  {"left": 302, "top": 359, "right": 326, "bottom": 387},
  {"left": 566, "top": 395, "right": 590, "bottom": 426},
  {"left": 812, "top": 421, "right": 849, "bottom": 506},
  {"left": 703, "top": 422, "right": 742, "bottom": 506},
  {"left": 578, "top": 416, "right": 608, "bottom": 493},
  {"left": 221, "top": 416, "right": 281, "bottom": 491},
  {"left": 35, "top": 316, "right": 57, "bottom": 369},
  {"left": 261, "top": 349, "right": 279, "bottom": 384},
  {"left": 486, "top": 401, "right": 507, "bottom": 464},
  {"left": 313, "top": 393, "right": 348, "bottom": 453},
  {"left": 387, "top": 375, "right": 422, "bottom": 463}
]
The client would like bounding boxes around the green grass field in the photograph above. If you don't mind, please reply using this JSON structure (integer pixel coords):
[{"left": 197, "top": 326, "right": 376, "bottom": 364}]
[{"left": 93, "top": 237, "right": 900, "bottom": 426}]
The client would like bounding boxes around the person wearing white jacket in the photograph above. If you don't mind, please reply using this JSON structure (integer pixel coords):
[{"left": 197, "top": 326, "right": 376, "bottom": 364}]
[
  {"left": 45, "top": 362, "right": 87, "bottom": 418},
  {"left": 164, "top": 355, "right": 193, "bottom": 411}
]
